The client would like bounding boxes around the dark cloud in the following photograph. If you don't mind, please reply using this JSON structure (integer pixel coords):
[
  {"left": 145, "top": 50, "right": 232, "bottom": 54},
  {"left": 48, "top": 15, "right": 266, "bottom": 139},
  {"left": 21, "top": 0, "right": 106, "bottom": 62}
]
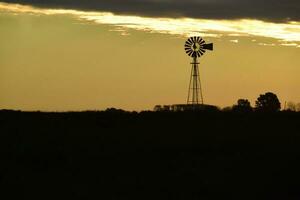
[{"left": 1, "top": 0, "right": 299, "bottom": 22}]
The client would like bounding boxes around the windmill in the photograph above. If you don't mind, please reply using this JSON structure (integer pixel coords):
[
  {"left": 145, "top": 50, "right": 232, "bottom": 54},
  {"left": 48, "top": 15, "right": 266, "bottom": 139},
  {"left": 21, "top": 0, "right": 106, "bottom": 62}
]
[{"left": 184, "top": 36, "right": 213, "bottom": 106}]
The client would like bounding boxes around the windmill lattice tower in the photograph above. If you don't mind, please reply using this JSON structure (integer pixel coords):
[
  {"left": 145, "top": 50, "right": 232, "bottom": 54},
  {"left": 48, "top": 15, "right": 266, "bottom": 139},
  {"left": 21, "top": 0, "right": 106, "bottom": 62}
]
[{"left": 184, "top": 36, "right": 213, "bottom": 105}]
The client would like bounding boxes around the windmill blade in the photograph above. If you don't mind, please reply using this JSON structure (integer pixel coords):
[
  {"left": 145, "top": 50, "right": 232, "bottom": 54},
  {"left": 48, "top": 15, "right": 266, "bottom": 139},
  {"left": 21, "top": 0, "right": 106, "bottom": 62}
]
[
  {"left": 185, "top": 40, "right": 192, "bottom": 45},
  {"left": 188, "top": 51, "right": 193, "bottom": 56},
  {"left": 185, "top": 47, "right": 192, "bottom": 52},
  {"left": 191, "top": 37, "right": 196, "bottom": 43},
  {"left": 199, "top": 39, "right": 206, "bottom": 44},
  {"left": 185, "top": 48, "right": 192, "bottom": 53},
  {"left": 187, "top": 38, "right": 193, "bottom": 44},
  {"left": 199, "top": 49, "right": 206, "bottom": 54},
  {"left": 185, "top": 44, "right": 191, "bottom": 48},
  {"left": 193, "top": 36, "right": 198, "bottom": 43},
  {"left": 197, "top": 52, "right": 201, "bottom": 57},
  {"left": 202, "top": 43, "right": 213, "bottom": 51},
  {"left": 186, "top": 50, "right": 193, "bottom": 55},
  {"left": 197, "top": 37, "right": 204, "bottom": 44},
  {"left": 187, "top": 49, "right": 193, "bottom": 53}
]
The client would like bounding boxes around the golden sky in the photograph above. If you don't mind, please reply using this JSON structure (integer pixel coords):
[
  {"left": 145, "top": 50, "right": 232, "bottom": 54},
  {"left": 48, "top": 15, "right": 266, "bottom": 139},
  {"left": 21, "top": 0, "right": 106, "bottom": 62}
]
[{"left": 0, "top": 3, "right": 300, "bottom": 111}]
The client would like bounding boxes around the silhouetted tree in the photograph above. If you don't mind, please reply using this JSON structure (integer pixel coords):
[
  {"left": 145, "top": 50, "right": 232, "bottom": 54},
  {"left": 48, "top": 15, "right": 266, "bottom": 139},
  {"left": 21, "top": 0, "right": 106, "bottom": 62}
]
[
  {"left": 154, "top": 105, "right": 162, "bottom": 112},
  {"left": 232, "top": 99, "right": 252, "bottom": 112},
  {"left": 105, "top": 107, "right": 126, "bottom": 113},
  {"left": 255, "top": 92, "right": 281, "bottom": 112}
]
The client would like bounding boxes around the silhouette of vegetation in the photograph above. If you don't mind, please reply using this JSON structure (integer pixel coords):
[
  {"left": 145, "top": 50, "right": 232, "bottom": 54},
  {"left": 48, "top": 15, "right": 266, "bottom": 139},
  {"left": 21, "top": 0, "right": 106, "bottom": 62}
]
[
  {"left": 1, "top": 107, "right": 300, "bottom": 199},
  {"left": 286, "top": 102, "right": 300, "bottom": 112},
  {"left": 221, "top": 106, "right": 233, "bottom": 112},
  {"left": 255, "top": 92, "right": 281, "bottom": 112},
  {"left": 287, "top": 101, "right": 297, "bottom": 111},
  {"left": 232, "top": 99, "right": 252, "bottom": 112}
]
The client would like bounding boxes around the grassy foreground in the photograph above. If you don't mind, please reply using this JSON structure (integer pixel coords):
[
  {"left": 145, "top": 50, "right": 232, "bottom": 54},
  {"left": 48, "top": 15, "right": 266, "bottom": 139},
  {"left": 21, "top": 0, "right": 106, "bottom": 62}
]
[{"left": 1, "top": 109, "right": 300, "bottom": 199}]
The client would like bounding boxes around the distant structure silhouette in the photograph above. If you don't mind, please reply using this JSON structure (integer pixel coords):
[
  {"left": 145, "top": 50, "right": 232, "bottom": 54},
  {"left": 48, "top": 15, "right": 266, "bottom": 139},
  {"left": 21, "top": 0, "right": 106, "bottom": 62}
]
[
  {"left": 184, "top": 36, "right": 213, "bottom": 105},
  {"left": 154, "top": 36, "right": 215, "bottom": 112}
]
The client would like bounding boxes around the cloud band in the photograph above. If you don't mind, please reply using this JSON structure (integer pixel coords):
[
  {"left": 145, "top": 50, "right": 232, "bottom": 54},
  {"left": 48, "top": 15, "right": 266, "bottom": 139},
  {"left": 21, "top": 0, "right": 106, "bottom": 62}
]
[{"left": 0, "top": 0, "right": 299, "bottom": 22}]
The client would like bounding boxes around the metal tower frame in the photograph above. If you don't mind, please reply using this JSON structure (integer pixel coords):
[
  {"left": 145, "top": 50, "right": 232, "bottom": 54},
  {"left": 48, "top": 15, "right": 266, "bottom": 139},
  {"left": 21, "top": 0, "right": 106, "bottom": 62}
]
[{"left": 187, "top": 57, "right": 204, "bottom": 105}]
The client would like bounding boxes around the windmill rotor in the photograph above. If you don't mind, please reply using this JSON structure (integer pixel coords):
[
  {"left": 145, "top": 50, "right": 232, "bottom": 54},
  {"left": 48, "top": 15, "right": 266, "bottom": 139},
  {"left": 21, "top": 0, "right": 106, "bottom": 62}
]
[{"left": 184, "top": 36, "right": 213, "bottom": 58}]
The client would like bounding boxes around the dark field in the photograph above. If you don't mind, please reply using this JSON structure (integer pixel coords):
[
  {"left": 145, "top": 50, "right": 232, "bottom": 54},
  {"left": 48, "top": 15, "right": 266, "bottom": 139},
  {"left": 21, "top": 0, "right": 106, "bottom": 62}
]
[{"left": 1, "top": 109, "right": 300, "bottom": 199}]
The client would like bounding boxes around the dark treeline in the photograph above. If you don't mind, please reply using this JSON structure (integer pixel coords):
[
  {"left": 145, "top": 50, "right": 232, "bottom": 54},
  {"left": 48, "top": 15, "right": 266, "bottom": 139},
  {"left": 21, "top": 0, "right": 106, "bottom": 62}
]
[{"left": 1, "top": 109, "right": 300, "bottom": 199}]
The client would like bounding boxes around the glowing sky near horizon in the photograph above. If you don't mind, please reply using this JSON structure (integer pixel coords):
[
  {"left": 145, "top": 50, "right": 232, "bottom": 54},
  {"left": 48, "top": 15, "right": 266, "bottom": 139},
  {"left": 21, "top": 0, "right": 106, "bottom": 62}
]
[{"left": 0, "top": 2, "right": 299, "bottom": 111}]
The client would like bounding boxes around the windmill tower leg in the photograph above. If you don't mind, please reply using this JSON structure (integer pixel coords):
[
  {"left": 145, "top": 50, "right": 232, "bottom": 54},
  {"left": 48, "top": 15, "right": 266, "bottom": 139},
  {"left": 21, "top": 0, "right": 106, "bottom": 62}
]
[{"left": 187, "top": 57, "right": 204, "bottom": 105}]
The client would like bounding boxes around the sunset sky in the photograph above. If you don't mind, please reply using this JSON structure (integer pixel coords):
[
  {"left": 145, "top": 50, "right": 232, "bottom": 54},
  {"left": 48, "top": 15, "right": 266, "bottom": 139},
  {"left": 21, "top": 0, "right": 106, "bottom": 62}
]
[{"left": 0, "top": 1, "right": 299, "bottom": 111}]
